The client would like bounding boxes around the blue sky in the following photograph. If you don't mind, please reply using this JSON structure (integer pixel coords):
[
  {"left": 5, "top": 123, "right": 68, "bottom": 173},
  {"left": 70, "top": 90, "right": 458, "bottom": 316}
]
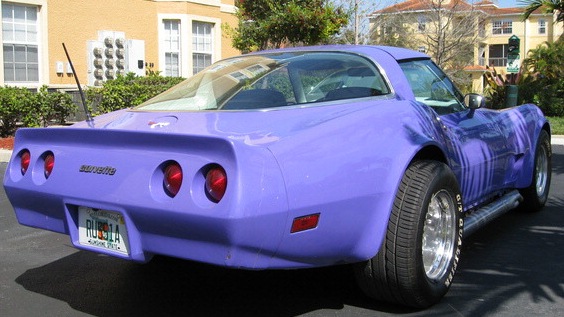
[
  {"left": 495, "top": 0, "right": 520, "bottom": 8},
  {"left": 482, "top": 0, "right": 522, "bottom": 8}
]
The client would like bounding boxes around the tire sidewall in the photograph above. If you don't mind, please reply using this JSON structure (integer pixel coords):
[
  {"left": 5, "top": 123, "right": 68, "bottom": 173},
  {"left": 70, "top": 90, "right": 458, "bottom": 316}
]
[
  {"left": 414, "top": 163, "right": 463, "bottom": 302},
  {"left": 534, "top": 130, "right": 551, "bottom": 206},
  {"left": 520, "top": 129, "right": 552, "bottom": 211}
]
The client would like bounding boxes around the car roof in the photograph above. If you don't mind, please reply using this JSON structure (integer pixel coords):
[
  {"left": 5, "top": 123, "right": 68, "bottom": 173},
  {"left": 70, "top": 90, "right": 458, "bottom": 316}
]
[{"left": 251, "top": 45, "right": 430, "bottom": 62}]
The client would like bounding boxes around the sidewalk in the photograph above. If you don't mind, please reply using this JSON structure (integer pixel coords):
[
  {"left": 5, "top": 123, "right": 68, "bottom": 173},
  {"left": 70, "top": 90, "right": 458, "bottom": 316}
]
[
  {"left": 1, "top": 136, "right": 563, "bottom": 163},
  {"left": 0, "top": 149, "right": 11, "bottom": 162}
]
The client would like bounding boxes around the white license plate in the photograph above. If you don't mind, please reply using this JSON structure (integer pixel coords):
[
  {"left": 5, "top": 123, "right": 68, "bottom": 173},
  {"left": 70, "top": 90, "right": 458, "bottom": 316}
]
[{"left": 78, "top": 207, "right": 129, "bottom": 255}]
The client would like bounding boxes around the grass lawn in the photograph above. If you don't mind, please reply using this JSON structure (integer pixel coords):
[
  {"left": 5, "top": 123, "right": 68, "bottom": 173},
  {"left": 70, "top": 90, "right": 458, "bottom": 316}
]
[{"left": 548, "top": 116, "right": 564, "bottom": 135}]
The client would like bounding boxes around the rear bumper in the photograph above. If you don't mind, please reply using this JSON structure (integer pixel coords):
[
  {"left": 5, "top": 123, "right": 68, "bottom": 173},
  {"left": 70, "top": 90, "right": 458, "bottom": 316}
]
[{"left": 4, "top": 127, "right": 392, "bottom": 269}]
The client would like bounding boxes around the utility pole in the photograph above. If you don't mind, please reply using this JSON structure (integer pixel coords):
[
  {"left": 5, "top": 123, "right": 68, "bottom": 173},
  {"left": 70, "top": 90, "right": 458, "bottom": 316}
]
[{"left": 354, "top": 0, "right": 359, "bottom": 44}]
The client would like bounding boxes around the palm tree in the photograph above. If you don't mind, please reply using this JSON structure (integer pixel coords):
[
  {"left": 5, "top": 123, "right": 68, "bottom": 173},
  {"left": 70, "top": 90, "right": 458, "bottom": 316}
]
[{"left": 520, "top": 0, "right": 564, "bottom": 23}]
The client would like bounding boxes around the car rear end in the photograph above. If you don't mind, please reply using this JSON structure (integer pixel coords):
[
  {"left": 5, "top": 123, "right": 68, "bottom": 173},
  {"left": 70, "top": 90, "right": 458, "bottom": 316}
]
[{"left": 4, "top": 126, "right": 290, "bottom": 268}]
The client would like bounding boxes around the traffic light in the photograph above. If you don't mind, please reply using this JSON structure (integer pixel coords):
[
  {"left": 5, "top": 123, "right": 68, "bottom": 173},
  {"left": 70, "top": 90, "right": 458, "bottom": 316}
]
[{"left": 508, "top": 35, "right": 520, "bottom": 57}]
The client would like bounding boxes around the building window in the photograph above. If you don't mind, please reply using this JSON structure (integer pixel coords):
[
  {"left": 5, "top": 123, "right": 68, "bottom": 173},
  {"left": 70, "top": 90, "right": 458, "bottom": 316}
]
[
  {"left": 538, "top": 19, "right": 546, "bottom": 34},
  {"left": 489, "top": 44, "right": 508, "bottom": 67},
  {"left": 192, "top": 21, "right": 213, "bottom": 74},
  {"left": 417, "top": 15, "right": 427, "bottom": 33},
  {"left": 380, "top": 23, "right": 393, "bottom": 36},
  {"left": 2, "top": 3, "right": 39, "bottom": 82},
  {"left": 163, "top": 20, "right": 181, "bottom": 77},
  {"left": 418, "top": 46, "right": 426, "bottom": 53},
  {"left": 492, "top": 20, "right": 512, "bottom": 35}
]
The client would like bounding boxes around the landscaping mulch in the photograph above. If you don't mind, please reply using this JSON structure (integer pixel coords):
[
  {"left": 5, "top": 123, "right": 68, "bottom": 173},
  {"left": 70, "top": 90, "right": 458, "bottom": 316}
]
[{"left": 0, "top": 137, "right": 14, "bottom": 150}]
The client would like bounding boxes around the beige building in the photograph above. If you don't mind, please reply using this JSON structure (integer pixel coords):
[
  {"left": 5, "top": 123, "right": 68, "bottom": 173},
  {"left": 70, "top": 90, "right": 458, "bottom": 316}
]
[
  {"left": 0, "top": 0, "right": 239, "bottom": 90},
  {"left": 370, "top": 0, "right": 563, "bottom": 92}
]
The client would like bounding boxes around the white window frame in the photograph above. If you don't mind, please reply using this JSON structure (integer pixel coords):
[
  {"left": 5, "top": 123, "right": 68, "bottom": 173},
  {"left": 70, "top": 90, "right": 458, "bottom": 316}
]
[
  {"left": 192, "top": 20, "right": 213, "bottom": 74},
  {"left": 162, "top": 19, "right": 181, "bottom": 77},
  {"left": 0, "top": 0, "right": 47, "bottom": 87},
  {"left": 158, "top": 14, "right": 221, "bottom": 77},
  {"left": 538, "top": 19, "right": 546, "bottom": 34},
  {"left": 492, "top": 20, "right": 513, "bottom": 35}
]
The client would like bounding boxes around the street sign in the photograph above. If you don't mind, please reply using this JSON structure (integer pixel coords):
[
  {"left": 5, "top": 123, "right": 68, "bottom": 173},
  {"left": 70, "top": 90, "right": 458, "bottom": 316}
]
[
  {"left": 507, "top": 35, "right": 520, "bottom": 73},
  {"left": 507, "top": 54, "right": 520, "bottom": 73}
]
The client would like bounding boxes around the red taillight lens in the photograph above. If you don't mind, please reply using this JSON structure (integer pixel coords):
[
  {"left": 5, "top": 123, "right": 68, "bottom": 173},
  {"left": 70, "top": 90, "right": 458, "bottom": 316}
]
[
  {"left": 44, "top": 153, "right": 55, "bottom": 179},
  {"left": 20, "top": 150, "right": 31, "bottom": 175},
  {"left": 291, "top": 214, "right": 320, "bottom": 233},
  {"left": 205, "top": 166, "right": 227, "bottom": 203},
  {"left": 164, "top": 162, "right": 183, "bottom": 197}
]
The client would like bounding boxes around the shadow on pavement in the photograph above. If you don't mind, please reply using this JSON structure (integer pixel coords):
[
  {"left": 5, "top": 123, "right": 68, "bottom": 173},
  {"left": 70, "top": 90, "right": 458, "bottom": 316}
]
[
  {"left": 14, "top": 149, "right": 564, "bottom": 317},
  {"left": 15, "top": 252, "right": 413, "bottom": 316}
]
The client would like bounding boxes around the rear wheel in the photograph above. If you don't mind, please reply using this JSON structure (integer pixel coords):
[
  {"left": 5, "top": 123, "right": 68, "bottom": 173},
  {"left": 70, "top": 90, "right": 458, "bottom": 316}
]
[
  {"left": 354, "top": 160, "right": 463, "bottom": 308},
  {"left": 519, "top": 129, "right": 551, "bottom": 212}
]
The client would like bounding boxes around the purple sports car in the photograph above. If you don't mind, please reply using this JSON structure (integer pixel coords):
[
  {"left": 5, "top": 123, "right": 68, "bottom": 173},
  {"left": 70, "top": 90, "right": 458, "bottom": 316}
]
[{"left": 3, "top": 45, "right": 552, "bottom": 308}]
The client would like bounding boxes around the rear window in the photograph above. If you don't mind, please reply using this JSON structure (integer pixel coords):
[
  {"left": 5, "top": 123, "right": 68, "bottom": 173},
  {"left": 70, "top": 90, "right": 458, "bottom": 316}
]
[{"left": 135, "top": 51, "right": 390, "bottom": 111}]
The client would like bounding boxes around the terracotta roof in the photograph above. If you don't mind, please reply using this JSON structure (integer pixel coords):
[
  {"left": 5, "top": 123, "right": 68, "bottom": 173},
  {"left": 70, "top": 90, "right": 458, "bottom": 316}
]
[
  {"left": 474, "top": 1, "right": 522, "bottom": 15},
  {"left": 374, "top": 0, "right": 474, "bottom": 14},
  {"left": 373, "top": 0, "right": 544, "bottom": 16},
  {"left": 463, "top": 65, "right": 488, "bottom": 72}
]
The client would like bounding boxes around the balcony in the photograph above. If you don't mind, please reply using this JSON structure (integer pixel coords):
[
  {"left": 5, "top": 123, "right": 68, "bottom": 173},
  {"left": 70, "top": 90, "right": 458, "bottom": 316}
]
[{"left": 479, "top": 57, "right": 507, "bottom": 67}]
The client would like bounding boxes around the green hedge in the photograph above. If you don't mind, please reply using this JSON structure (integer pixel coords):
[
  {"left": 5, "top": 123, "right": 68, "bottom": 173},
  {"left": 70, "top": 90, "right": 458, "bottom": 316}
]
[
  {"left": 0, "top": 85, "right": 77, "bottom": 137},
  {"left": 86, "top": 73, "right": 185, "bottom": 115},
  {"left": 0, "top": 73, "right": 185, "bottom": 137}
]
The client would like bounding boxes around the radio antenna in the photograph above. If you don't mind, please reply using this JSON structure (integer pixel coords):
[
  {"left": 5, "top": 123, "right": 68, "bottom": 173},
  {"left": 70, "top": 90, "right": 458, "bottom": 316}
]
[{"left": 62, "top": 43, "right": 94, "bottom": 128}]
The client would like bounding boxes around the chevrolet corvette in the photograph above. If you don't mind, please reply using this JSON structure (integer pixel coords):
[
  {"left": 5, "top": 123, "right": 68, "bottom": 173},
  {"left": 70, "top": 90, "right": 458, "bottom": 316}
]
[{"left": 4, "top": 45, "right": 551, "bottom": 307}]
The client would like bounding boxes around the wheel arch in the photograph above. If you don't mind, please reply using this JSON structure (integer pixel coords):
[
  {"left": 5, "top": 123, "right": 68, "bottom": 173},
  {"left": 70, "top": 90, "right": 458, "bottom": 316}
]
[
  {"left": 412, "top": 144, "right": 448, "bottom": 165},
  {"left": 363, "top": 144, "right": 451, "bottom": 257}
]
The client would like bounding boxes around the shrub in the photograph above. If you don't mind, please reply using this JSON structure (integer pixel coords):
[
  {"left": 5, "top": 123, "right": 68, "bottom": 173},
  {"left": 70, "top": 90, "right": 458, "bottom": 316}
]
[
  {"left": 0, "top": 86, "right": 79, "bottom": 137},
  {"left": 0, "top": 86, "right": 37, "bottom": 137},
  {"left": 86, "top": 73, "right": 185, "bottom": 115},
  {"left": 520, "top": 40, "right": 564, "bottom": 116},
  {"left": 36, "top": 86, "right": 78, "bottom": 126}
]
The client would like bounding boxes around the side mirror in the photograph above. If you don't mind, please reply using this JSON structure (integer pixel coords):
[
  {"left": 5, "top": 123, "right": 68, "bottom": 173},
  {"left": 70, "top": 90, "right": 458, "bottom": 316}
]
[{"left": 464, "top": 93, "right": 485, "bottom": 110}]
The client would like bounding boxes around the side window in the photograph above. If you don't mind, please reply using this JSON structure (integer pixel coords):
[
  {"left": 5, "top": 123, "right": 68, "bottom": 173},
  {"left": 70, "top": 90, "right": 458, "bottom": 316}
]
[
  {"left": 250, "top": 67, "right": 295, "bottom": 103},
  {"left": 299, "top": 58, "right": 389, "bottom": 103},
  {"left": 399, "top": 59, "right": 465, "bottom": 115}
]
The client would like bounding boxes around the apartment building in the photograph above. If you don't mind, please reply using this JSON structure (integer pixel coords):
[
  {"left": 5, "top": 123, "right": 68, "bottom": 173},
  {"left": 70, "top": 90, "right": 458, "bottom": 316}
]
[
  {"left": 369, "top": 0, "right": 563, "bottom": 92},
  {"left": 0, "top": 0, "right": 239, "bottom": 90}
]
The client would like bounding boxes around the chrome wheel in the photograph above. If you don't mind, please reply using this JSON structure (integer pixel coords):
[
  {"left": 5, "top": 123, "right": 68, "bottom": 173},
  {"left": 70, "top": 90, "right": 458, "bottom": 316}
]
[
  {"left": 422, "top": 189, "right": 456, "bottom": 281},
  {"left": 354, "top": 161, "right": 463, "bottom": 308}
]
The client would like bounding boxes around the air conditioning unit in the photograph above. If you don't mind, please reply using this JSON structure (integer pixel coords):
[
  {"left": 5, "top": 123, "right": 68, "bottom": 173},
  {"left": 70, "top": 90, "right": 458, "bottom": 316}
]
[{"left": 86, "top": 31, "right": 145, "bottom": 86}]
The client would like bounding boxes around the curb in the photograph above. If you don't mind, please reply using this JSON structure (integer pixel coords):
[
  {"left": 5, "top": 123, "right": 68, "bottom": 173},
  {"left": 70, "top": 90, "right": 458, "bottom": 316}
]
[
  {"left": 553, "top": 135, "right": 564, "bottom": 146},
  {"left": 0, "top": 149, "right": 11, "bottom": 163}
]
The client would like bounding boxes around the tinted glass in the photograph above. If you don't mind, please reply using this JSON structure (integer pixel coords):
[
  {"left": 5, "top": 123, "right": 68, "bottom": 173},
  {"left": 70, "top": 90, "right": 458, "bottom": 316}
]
[
  {"left": 136, "top": 52, "right": 390, "bottom": 111},
  {"left": 399, "top": 59, "right": 465, "bottom": 115}
]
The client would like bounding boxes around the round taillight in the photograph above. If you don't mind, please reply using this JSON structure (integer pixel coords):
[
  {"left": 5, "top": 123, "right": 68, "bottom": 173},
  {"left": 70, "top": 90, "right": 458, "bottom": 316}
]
[
  {"left": 20, "top": 150, "right": 31, "bottom": 175},
  {"left": 163, "top": 162, "right": 183, "bottom": 198},
  {"left": 44, "top": 153, "right": 55, "bottom": 179},
  {"left": 205, "top": 166, "right": 227, "bottom": 203}
]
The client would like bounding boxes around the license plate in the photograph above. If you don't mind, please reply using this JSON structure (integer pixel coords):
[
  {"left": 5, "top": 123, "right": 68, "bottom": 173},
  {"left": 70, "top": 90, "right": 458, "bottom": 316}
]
[{"left": 78, "top": 207, "right": 130, "bottom": 255}]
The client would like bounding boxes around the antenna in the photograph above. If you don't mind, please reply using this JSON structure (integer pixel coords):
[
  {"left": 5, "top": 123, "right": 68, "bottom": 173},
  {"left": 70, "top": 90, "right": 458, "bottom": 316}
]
[{"left": 62, "top": 43, "right": 94, "bottom": 128}]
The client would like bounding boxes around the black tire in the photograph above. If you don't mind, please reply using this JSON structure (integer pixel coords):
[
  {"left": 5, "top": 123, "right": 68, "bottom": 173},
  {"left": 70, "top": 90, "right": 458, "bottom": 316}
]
[
  {"left": 354, "top": 160, "right": 463, "bottom": 308},
  {"left": 519, "top": 129, "right": 552, "bottom": 212}
]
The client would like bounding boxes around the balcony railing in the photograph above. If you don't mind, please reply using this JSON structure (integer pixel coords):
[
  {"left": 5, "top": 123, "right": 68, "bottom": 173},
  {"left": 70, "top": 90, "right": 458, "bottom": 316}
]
[{"left": 479, "top": 57, "right": 507, "bottom": 67}]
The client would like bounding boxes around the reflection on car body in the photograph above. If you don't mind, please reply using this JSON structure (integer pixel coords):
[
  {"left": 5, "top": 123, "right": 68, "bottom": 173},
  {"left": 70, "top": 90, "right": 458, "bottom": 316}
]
[{"left": 3, "top": 45, "right": 551, "bottom": 309}]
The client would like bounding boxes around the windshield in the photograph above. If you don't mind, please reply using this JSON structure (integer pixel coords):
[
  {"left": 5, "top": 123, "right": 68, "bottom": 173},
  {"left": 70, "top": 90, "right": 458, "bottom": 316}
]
[{"left": 135, "top": 52, "right": 390, "bottom": 111}]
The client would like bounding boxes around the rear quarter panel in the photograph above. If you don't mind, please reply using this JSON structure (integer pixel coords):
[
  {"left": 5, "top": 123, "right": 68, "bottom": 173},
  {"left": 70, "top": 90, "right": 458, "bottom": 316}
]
[{"left": 266, "top": 98, "right": 449, "bottom": 265}]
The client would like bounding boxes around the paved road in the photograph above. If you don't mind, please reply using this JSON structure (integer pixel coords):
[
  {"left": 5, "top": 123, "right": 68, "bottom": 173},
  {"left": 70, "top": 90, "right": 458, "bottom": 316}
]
[{"left": 1, "top": 145, "right": 563, "bottom": 317}]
